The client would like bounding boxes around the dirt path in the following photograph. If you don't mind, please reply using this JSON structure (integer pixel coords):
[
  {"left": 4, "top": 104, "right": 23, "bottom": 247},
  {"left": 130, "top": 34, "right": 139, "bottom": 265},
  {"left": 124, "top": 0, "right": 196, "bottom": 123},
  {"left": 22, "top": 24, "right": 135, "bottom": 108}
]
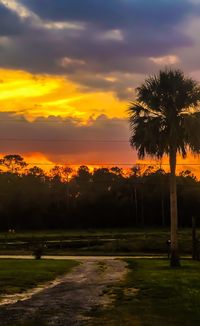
[{"left": 0, "top": 259, "right": 127, "bottom": 325}]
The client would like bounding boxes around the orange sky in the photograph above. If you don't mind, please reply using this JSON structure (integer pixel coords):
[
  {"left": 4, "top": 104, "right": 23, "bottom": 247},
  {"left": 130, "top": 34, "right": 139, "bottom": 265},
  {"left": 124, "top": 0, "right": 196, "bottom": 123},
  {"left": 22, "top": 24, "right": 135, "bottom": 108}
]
[{"left": 0, "top": 68, "right": 200, "bottom": 177}]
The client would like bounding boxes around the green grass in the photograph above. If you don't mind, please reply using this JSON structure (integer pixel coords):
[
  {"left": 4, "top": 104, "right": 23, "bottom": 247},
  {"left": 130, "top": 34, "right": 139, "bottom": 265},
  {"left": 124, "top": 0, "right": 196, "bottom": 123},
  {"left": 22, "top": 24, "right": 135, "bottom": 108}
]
[
  {"left": 0, "top": 259, "right": 78, "bottom": 295},
  {"left": 90, "top": 259, "right": 200, "bottom": 325},
  {"left": 0, "top": 228, "right": 197, "bottom": 255},
  {"left": 0, "top": 228, "right": 184, "bottom": 241}
]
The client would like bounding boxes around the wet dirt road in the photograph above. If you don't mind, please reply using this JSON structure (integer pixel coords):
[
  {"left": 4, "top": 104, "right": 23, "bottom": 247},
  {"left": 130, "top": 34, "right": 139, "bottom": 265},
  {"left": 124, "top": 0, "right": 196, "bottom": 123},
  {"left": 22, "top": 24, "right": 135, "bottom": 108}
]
[{"left": 0, "top": 258, "right": 127, "bottom": 325}]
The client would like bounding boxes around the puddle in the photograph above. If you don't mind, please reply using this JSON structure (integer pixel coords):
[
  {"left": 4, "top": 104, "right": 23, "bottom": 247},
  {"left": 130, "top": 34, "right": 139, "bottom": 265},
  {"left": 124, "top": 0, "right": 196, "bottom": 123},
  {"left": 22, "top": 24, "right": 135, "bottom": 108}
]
[
  {"left": 0, "top": 274, "right": 67, "bottom": 306},
  {"left": 124, "top": 287, "right": 139, "bottom": 297}
]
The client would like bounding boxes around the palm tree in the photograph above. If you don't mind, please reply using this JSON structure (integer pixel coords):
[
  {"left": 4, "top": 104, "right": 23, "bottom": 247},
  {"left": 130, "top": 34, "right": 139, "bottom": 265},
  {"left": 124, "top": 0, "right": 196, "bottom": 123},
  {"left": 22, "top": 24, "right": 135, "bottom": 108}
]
[{"left": 128, "top": 69, "right": 200, "bottom": 267}]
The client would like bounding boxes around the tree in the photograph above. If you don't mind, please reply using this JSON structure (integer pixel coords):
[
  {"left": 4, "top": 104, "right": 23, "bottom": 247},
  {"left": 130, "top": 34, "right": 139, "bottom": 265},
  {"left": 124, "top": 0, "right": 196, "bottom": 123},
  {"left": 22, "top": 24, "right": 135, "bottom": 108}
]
[
  {"left": 0, "top": 154, "right": 27, "bottom": 174},
  {"left": 130, "top": 165, "right": 141, "bottom": 226},
  {"left": 28, "top": 166, "right": 45, "bottom": 178},
  {"left": 50, "top": 165, "right": 63, "bottom": 181},
  {"left": 62, "top": 166, "right": 73, "bottom": 183},
  {"left": 110, "top": 166, "right": 123, "bottom": 176},
  {"left": 62, "top": 166, "right": 73, "bottom": 212},
  {"left": 75, "top": 166, "right": 92, "bottom": 187},
  {"left": 128, "top": 69, "right": 200, "bottom": 267}
]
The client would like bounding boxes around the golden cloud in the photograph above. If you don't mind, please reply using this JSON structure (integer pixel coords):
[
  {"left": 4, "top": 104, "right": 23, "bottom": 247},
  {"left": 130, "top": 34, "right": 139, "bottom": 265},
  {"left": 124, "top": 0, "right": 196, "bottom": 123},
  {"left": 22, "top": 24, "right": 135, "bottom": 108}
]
[{"left": 0, "top": 68, "right": 127, "bottom": 121}]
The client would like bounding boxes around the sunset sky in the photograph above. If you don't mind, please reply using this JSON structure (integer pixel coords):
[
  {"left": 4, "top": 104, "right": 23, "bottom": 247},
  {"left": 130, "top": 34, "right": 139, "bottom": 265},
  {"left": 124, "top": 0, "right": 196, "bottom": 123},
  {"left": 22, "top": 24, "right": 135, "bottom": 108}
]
[{"left": 0, "top": 0, "right": 200, "bottom": 174}]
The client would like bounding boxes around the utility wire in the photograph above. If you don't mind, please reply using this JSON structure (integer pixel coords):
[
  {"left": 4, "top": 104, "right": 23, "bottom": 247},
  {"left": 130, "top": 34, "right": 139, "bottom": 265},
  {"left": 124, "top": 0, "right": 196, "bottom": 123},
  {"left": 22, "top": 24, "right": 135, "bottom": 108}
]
[
  {"left": 2, "top": 162, "right": 200, "bottom": 166},
  {"left": 0, "top": 138, "right": 129, "bottom": 142}
]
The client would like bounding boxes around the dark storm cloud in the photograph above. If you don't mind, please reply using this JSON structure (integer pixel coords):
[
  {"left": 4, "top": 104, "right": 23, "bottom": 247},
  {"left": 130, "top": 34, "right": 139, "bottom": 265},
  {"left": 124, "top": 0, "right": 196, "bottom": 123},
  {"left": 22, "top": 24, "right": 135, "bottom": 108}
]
[
  {"left": 0, "top": 3, "right": 24, "bottom": 36},
  {"left": 0, "top": 0, "right": 199, "bottom": 98},
  {"left": 17, "top": 0, "right": 194, "bottom": 61},
  {"left": 0, "top": 113, "right": 135, "bottom": 163},
  {"left": 19, "top": 0, "right": 193, "bottom": 29}
]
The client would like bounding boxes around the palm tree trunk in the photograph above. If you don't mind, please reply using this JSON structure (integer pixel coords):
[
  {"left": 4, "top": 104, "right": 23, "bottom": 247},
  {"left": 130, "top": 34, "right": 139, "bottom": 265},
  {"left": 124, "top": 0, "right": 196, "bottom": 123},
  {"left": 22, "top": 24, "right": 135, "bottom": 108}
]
[
  {"left": 134, "top": 187, "right": 138, "bottom": 226},
  {"left": 161, "top": 182, "right": 165, "bottom": 227},
  {"left": 169, "top": 148, "right": 180, "bottom": 267}
]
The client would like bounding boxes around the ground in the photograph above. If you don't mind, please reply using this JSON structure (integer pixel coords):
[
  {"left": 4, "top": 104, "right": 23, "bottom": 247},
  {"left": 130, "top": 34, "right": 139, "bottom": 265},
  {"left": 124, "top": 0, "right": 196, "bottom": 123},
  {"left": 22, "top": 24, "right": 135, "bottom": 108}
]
[
  {"left": 0, "top": 228, "right": 197, "bottom": 256},
  {"left": 1, "top": 257, "right": 200, "bottom": 325},
  {"left": 0, "top": 258, "right": 127, "bottom": 325}
]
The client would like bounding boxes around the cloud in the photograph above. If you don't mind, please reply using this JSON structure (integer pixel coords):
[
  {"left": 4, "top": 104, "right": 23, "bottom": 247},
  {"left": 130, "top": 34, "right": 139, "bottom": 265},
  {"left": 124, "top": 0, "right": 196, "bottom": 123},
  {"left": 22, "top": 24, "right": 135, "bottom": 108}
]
[
  {"left": 0, "top": 68, "right": 129, "bottom": 120},
  {"left": 19, "top": 0, "right": 194, "bottom": 29},
  {"left": 176, "top": 18, "right": 200, "bottom": 76},
  {"left": 0, "top": 2, "right": 25, "bottom": 36},
  {"left": 0, "top": 0, "right": 199, "bottom": 99},
  {"left": 149, "top": 55, "right": 180, "bottom": 65},
  {"left": 0, "top": 112, "right": 136, "bottom": 164}
]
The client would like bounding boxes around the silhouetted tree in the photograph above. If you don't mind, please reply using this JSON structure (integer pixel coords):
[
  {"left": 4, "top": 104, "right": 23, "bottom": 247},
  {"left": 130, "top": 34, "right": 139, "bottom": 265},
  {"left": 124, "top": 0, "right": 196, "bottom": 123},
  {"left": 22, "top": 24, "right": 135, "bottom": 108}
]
[
  {"left": 129, "top": 69, "right": 200, "bottom": 267},
  {"left": 28, "top": 166, "right": 45, "bottom": 178},
  {"left": 0, "top": 154, "right": 27, "bottom": 174},
  {"left": 0, "top": 152, "right": 199, "bottom": 231}
]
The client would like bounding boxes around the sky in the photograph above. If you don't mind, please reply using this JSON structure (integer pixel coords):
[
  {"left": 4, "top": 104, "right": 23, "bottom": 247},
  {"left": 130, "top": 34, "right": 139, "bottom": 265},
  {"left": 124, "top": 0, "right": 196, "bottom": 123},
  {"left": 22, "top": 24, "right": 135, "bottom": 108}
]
[{"left": 0, "top": 0, "right": 200, "bottom": 173}]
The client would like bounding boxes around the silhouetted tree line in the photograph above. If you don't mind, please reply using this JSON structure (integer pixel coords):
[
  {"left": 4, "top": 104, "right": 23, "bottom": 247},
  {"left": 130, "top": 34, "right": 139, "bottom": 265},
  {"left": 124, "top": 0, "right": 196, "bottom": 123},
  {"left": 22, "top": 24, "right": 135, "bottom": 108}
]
[{"left": 0, "top": 154, "right": 199, "bottom": 230}]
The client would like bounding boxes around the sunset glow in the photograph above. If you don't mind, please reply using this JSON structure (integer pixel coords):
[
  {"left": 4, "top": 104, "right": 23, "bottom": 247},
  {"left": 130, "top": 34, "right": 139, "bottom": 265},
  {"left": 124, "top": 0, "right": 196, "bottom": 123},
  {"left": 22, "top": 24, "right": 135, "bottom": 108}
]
[
  {"left": 0, "top": 68, "right": 127, "bottom": 120},
  {"left": 0, "top": 0, "right": 200, "bottom": 176}
]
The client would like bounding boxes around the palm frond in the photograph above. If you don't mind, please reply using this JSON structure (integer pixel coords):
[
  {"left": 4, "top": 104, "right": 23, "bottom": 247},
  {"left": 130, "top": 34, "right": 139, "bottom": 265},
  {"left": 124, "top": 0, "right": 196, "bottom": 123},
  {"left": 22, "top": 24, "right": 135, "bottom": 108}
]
[
  {"left": 128, "top": 102, "right": 163, "bottom": 118},
  {"left": 182, "top": 113, "right": 200, "bottom": 153},
  {"left": 128, "top": 69, "right": 200, "bottom": 160}
]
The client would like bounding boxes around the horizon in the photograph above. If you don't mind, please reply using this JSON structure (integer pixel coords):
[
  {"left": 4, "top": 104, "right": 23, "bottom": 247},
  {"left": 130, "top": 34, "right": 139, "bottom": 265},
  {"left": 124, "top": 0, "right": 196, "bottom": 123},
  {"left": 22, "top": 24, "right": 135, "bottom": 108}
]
[{"left": 0, "top": 0, "right": 200, "bottom": 174}]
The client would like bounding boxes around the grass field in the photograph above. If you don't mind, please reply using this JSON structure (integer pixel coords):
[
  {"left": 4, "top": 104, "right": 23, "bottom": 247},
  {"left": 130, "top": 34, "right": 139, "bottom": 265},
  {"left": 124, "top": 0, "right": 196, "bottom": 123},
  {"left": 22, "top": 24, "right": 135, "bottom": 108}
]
[
  {"left": 0, "top": 228, "right": 198, "bottom": 256},
  {"left": 90, "top": 259, "right": 200, "bottom": 325},
  {"left": 0, "top": 259, "right": 78, "bottom": 295}
]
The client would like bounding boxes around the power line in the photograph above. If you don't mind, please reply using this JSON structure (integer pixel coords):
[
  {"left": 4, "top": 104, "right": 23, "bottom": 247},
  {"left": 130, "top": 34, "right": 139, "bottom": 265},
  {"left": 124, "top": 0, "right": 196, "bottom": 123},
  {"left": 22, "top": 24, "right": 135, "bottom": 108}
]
[
  {"left": 2, "top": 162, "right": 200, "bottom": 166},
  {"left": 0, "top": 138, "right": 128, "bottom": 143}
]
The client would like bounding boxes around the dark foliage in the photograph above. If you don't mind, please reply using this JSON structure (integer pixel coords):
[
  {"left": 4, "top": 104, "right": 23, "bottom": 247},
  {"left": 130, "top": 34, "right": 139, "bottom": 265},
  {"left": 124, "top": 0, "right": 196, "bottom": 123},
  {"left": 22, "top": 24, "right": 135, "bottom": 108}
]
[{"left": 0, "top": 154, "right": 199, "bottom": 230}]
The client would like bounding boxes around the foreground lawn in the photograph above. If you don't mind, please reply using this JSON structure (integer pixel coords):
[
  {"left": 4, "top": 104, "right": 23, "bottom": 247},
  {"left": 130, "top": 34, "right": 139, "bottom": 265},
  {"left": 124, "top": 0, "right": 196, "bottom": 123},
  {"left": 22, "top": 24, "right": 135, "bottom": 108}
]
[
  {"left": 91, "top": 259, "right": 200, "bottom": 325},
  {"left": 0, "top": 259, "right": 78, "bottom": 295}
]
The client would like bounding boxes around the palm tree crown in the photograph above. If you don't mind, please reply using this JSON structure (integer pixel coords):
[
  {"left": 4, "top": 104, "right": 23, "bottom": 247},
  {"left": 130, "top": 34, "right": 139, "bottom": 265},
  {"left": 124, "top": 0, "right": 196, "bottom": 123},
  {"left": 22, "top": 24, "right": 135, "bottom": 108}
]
[{"left": 129, "top": 69, "right": 200, "bottom": 159}]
